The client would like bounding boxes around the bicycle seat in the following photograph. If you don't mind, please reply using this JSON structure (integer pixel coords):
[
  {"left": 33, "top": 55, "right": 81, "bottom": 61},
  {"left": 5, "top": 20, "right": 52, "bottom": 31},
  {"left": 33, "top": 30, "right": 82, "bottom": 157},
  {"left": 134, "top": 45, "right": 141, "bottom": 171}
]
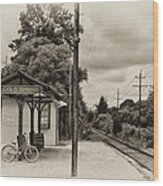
[{"left": 12, "top": 141, "right": 16, "bottom": 145}]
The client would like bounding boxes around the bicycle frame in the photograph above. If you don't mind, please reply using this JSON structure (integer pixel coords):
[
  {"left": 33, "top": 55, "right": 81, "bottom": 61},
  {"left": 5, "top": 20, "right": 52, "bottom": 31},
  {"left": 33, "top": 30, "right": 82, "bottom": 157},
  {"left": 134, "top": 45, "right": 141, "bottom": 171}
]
[
  {"left": 10, "top": 133, "right": 29, "bottom": 156},
  {"left": 2, "top": 132, "right": 39, "bottom": 163}
]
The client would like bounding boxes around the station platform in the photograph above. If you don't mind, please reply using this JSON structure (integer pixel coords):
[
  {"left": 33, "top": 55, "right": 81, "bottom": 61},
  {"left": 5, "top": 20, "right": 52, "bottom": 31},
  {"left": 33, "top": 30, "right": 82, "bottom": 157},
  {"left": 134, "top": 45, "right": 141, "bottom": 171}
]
[{"left": 1, "top": 141, "right": 153, "bottom": 180}]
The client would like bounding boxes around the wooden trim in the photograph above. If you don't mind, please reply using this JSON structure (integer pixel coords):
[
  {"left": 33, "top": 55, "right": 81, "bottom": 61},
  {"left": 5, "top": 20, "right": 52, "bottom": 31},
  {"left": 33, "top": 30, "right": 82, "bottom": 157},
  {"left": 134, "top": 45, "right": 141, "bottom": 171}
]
[
  {"left": 48, "top": 103, "right": 51, "bottom": 129},
  {"left": 40, "top": 103, "right": 51, "bottom": 130},
  {"left": 154, "top": 1, "right": 158, "bottom": 180},
  {"left": 1, "top": 70, "right": 62, "bottom": 101}
]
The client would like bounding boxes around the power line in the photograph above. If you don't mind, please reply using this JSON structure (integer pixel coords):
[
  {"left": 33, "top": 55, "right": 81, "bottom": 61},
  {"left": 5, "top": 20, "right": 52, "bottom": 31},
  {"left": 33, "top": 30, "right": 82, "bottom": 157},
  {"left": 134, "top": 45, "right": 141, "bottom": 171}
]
[
  {"left": 114, "top": 88, "right": 123, "bottom": 108},
  {"left": 133, "top": 69, "right": 148, "bottom": 132},
  {"left": 122, "top": 88, "right": 136, "bottom": 97},
  {"left": 120, "top": 77, "right": 136, "bottom": 95}
]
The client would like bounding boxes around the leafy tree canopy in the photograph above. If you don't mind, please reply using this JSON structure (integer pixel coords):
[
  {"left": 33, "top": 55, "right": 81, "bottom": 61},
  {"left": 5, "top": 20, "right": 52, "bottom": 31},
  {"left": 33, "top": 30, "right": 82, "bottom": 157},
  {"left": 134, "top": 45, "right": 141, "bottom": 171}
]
[
  {"left": 96, "top": 96, "right": 108, "bottom": 114},
  {"left": 120, "top": 99, "right": 135, "bottom": 109},
  {"left": 2, "top": 4, "right": 87, "bottom": 98},
  {"left": 9, "top": 4, "right": 83, "bottom": 51}
]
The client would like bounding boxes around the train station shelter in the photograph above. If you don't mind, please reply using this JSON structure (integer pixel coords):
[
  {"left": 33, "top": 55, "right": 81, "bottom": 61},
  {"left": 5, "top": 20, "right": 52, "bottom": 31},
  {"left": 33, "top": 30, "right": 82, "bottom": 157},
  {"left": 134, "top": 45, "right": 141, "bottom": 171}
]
[{"left": 1, "top": 70, "right": 67, "bottom": 151}]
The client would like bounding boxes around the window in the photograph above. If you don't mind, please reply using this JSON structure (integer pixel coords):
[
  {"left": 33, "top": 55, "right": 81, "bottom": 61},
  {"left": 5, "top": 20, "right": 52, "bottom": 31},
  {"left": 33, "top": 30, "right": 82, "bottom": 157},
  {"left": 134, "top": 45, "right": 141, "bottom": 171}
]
[{"left": 41, "top": 103, "right": 51, "bottom": 129}]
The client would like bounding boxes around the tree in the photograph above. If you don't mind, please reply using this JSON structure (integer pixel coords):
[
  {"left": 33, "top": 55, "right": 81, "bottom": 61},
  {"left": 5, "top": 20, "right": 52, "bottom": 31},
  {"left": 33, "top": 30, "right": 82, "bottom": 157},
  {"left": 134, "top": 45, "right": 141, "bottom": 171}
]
[
  {"left": 96, "top": 96, "right": 108, "bottom": 114},
  {"left": 87, "top": 109, "right": 95, "bottom": 123},
  {"left": 2, "top": 4, "right": 88, "bottom": 95},
  {"left": 2, "top": 4, "right": 88, "bottom": 139},
  {"left": 112, "top": 113, "right": 122, "bottom": 135},
  {"left": 93, "top": 113, "right": 113, "bottom": 134},
  {"left": 120, "top": 99, "right": 135, "bottom": 110},
  {"left": 146, "top": 90, "right": 154, "bottom": 127},
  {"left": 9, "top": 4, "right": 83, "bottom": 52}
]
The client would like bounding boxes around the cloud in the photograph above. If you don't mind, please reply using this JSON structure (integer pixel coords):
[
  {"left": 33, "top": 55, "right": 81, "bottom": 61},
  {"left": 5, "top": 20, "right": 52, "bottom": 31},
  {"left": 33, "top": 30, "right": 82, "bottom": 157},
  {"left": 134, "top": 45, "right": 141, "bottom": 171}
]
[
  {"left": 105, "top": 74, "right": 126, "bottom": 83},
  {"left": 1, "top": 2, "right": 154, "bottom": 108},
  {"left": 81, "top": 63, "right": 153, "bottom": 108},
  {"left": 80, "top": 1, "right": 153, "bottom": 71}
]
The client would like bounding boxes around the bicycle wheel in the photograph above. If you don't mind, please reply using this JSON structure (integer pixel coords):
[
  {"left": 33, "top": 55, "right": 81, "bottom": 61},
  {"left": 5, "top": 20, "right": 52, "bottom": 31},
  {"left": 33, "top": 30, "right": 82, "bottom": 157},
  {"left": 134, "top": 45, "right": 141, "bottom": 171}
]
[
  {"left": 24, "top": 146, "right": 39, "bottom": 163},
  {"left": 1, "top": 144, "right": 17, "bottom": 162}
]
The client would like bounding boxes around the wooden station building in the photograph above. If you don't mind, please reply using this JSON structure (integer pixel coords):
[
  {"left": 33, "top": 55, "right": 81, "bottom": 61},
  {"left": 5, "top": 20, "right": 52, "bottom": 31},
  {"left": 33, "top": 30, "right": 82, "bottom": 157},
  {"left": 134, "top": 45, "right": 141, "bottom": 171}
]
[{"left": 1, "top": 70, "right": 67, "bottom": 150}]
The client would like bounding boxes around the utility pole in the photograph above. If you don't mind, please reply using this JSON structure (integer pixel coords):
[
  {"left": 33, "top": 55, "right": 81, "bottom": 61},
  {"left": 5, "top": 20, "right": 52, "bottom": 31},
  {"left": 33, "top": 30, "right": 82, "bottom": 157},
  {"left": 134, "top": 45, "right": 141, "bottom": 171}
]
[
  {"left": 72, "top": 3, "right": 80, "bottom": 177},
  {"left": 69, "top": 61, "right": 72, "bottom": 140},
  {"left": 116, "top": 88, "right": 123, "bottom": 108},
  {"left": 133, "top": 69, "right": 147, "bottom": 132},
  {"left": 114, "top": 88, "right": 122, "bottom": 109}
]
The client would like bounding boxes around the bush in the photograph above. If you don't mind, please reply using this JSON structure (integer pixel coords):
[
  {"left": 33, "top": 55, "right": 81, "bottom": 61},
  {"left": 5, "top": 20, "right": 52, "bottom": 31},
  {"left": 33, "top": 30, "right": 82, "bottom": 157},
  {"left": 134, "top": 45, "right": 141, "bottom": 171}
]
[
  {"left": 117, "top": 123, "right": 135, "bottom": 141},
  {"left": 112, "top": 113, "right": 122, "bottom": 136},
  {"left": 93, "top": 113, "right": 113, "bottom": 134},
  {"left": 117, "top": 123, "right": 154, "bottom": 149},
  {"left": 140, "top": 127, "right": 154, "bottom": 148}
]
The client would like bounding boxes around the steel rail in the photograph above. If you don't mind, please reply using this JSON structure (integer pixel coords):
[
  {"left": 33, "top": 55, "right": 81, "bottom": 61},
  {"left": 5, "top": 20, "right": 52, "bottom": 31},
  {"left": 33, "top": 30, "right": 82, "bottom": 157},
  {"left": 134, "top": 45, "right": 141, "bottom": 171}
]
[{"left": 92, "top": 129, "right": 154, "bottom": 172}]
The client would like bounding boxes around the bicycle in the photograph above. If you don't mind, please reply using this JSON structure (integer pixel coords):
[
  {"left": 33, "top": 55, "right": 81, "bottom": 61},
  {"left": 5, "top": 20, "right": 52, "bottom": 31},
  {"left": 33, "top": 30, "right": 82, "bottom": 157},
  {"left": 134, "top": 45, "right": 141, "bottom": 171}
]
[{"left": 1, "top": 132, "right": 39, "bottom": 163}]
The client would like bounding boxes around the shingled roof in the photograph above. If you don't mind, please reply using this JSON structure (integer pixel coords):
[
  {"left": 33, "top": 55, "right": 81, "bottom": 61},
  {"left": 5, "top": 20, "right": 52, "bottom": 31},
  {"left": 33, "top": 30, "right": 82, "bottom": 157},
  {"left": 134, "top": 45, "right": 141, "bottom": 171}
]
[{"left": 1, "top": 70, "right": 63, "bottom": 101}]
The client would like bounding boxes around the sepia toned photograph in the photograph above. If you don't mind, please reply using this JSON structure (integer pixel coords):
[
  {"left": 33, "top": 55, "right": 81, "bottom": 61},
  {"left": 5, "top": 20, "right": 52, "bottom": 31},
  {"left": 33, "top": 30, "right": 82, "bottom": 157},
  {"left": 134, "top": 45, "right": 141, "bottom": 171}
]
[{"left": 1, "top": 0, "right": 157, "bottom": 180}]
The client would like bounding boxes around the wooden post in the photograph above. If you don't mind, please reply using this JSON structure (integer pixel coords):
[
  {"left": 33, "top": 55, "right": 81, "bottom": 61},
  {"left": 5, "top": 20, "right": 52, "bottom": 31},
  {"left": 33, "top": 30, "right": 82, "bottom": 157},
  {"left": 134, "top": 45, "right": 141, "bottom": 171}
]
[
  {"left": 17, "top": 95, "right": 25, "bottom": 161},
  {"left": 26, "top": 96, "right": 35, "bottom": 145},
  {"left": 71, "top": 3, "right": 80, "bottom": 177},
  {"left": 51, "top": 98, "right": 59, "bottom": 146},
  {"left": 59, "top": 109, "right": 62, "bottom": 141},
  {"left": 30, "top": 107, "right": 34, "bottom": 144},
  {"left": 55, "top": 106, "right": 59, "bottom": 146},
  {"left": 133, "top": 70, "right": 147, "bottom": 134},
  {"left": 138, "top": 70, "right": 142, "bottom": 133},
  {"left": 69, "top": 61, "right": 72, "bottom": 140},
  {"left": 17, "top": 96, "right": 25, "bottom": 136},
  {"left": 18, "top": 103, "right": 23, "bottom": 135},
  {"left": 38, "top": 94, "right": 41, "bottom": 133},
  {"left": 1, "top": 97, "right": 3, "bottom": 115},
  {"left": 30, "top": 96, "right": 34, "bottom": 134},
  {"left": 31, "top": 111, "right": 34, "bottom": 133},
  {"left": 38, "top": 110, "right": 41, "bottom": 133}
]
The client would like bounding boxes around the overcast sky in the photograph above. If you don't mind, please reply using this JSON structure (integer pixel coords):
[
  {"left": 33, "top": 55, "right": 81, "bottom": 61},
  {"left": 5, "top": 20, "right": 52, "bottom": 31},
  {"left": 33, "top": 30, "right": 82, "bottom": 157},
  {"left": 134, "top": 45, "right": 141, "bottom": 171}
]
[{"left": 1, "top": 1, "right": 154, "bottom": 108}]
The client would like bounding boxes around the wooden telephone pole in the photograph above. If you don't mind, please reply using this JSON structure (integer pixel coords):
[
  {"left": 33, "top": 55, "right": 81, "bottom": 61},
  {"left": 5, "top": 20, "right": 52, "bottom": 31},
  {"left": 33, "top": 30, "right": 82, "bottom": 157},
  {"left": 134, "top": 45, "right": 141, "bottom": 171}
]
[
  {"left": 116, "top": 88, "right": 122, "bottom": 108},
  {"left": 71, "top": 3, "right": 80, "bottom": 177},
  {"left": 133, "top": 69, "right": 147, "bottom": 132}
]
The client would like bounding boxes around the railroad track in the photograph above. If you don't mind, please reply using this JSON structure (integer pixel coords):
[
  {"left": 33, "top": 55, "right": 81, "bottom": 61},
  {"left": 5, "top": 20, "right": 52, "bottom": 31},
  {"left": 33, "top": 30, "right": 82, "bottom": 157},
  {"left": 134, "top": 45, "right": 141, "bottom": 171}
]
[{"left": 91, "top": 129, "right": 154, "bottom": 172}]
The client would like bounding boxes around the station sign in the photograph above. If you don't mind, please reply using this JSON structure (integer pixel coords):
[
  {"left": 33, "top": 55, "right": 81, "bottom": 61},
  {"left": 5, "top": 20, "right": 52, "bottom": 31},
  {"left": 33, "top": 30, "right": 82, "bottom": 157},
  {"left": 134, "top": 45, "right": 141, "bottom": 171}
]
[{"left": 1, "top": 85, "right": 43, "bottom": 95}]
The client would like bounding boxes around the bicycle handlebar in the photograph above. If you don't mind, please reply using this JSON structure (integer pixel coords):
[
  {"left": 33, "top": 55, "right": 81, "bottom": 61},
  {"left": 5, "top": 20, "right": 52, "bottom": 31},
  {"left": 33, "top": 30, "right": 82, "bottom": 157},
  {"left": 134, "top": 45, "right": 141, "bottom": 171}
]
[{"left": 23, "top": 132, "right": 28, "bottom": 144}]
